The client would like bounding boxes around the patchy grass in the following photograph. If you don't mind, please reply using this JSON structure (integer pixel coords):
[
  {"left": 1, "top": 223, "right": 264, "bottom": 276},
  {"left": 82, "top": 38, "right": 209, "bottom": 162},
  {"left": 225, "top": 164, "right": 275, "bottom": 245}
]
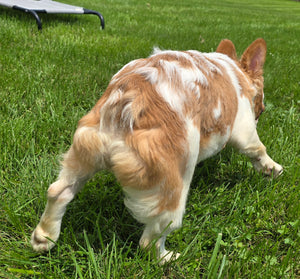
[{"left": 0, "top": 0, "right": 299, "bottom": 278}]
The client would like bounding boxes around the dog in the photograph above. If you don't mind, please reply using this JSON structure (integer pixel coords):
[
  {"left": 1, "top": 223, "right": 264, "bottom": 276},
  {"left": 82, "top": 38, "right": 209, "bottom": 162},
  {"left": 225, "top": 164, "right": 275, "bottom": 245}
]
[{"left": 31, "top": 38, "right": 283, "bottom": 262}]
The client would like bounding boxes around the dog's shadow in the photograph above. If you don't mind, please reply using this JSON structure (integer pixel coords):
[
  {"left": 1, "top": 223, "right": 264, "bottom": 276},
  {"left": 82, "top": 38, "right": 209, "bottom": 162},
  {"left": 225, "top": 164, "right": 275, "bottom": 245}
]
[
  {"left": 63, "top": 171, "right": 142, "bottom": 252},
  {"left": 191, "top": 148, "right": 251, "bottom": 190}
]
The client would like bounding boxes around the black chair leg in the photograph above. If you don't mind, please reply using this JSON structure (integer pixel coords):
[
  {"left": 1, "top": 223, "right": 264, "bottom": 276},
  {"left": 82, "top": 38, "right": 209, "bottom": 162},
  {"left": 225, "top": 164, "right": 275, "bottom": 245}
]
[
  {"left": 13, "top": 6, "right": 43, "bottom": 30},
  {"left": 83, "top": 9, "right": 105, "bottom": 29}
]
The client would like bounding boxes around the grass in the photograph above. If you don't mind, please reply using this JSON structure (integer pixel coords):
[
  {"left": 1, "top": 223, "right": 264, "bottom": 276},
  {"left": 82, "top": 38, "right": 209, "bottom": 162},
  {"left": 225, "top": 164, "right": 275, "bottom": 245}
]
[{"left": 0, "top": 0, "right": 299, "bottom": 277}]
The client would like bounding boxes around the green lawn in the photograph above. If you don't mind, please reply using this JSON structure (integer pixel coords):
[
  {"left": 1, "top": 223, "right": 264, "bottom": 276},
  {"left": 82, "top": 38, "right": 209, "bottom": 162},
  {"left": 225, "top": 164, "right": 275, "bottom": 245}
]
[{"left": 0, "top": 0, "right": 299, "bottom": 278}]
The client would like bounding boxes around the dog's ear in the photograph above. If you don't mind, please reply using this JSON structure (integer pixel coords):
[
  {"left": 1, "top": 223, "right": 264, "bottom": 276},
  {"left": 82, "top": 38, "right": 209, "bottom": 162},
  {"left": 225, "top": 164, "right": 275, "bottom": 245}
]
[
  {"left": 216, "top": 39, "right": 237, "bottom": 60},
  {"left": 240, "top": 38, "right": 267, "bottom": 76}
]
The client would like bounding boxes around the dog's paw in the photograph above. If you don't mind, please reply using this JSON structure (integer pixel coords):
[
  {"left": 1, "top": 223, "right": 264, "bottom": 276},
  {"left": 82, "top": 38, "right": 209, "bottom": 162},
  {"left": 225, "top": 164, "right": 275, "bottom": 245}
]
[
  {"left": 159, "top": 250, "right": 180, "bottom": 264},
  {"left": 252, "top": 156, "right": 283, "bottom": 179},
  {"left": 263, "top": 162, "right": 283, "bottom": 178},
  {"left": 31, "top": 225, "right": 57, "bottom": 252}
]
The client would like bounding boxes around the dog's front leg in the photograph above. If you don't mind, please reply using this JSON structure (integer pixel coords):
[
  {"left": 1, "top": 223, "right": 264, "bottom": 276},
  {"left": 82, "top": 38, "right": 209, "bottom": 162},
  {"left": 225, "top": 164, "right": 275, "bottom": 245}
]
[
  {"left": 230, "top": 125, "right": 283, "bottom": 178},
  {"left": 244, "top": 142, "right": 283, "bottom": 178}
]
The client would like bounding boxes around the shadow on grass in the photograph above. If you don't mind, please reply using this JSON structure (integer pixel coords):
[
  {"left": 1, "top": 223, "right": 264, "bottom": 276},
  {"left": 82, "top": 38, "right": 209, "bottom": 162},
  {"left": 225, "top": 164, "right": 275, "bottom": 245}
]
[
  {"left": 62, "top": 172, "right": 142, "bottom": 254},
  {"left": 191, "top": 149, "right": 251, "bottom": 191}
]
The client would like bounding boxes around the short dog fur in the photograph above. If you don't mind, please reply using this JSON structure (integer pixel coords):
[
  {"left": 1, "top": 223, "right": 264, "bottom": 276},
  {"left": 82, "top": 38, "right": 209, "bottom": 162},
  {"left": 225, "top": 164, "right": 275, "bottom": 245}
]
[{"left": 31, "top": 38, "right": 283, "bottom": 262}]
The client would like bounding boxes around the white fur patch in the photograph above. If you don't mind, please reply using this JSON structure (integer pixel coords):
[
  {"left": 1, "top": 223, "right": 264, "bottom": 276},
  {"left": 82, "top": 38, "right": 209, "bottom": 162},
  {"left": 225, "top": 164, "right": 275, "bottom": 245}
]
[
  {"left": 180, "top": 67, "right": 208, "bottom": 92},
  {"left": 229, "top": 94, "right": 257, "bottom": 150},
  {"left": 155, "top": 81, "right": 186, "bottom": 114},
  {"left": 121, "top": 102, "right": 134, "bottom": 131},
  {"left": 213, "top": 99, "right": 222, "bottom": 120},
  {"left": 198, "top": 126, "right": 231, "bottom": 162},
  {"left": 134, "top": 67, "right": 158, "bottom": 84},
  {"left": 107, "top": 89, "right": 123, "bottom": 105},
  {"left": 123, "top": 186, "right": 161, "bottom": 223},
  {"left": 179, "top": 119, "right": 200, "bottom": 211}
]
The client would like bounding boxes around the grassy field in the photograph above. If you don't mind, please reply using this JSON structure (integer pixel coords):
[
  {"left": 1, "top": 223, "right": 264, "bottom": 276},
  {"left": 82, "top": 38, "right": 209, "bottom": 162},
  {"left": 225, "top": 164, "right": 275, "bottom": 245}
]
[{"left": 0, "top": 0, "right": 299, "bottom": 278}]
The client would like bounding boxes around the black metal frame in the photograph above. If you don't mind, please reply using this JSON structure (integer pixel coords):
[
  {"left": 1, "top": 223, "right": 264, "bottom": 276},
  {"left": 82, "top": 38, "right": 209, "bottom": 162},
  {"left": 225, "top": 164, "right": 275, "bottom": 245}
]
[
  {"left": 83, "top": 9, "right": 105, "bottom": 30},
  {"left": 12, "top": 5, "right": 105, "bottom": 30}
]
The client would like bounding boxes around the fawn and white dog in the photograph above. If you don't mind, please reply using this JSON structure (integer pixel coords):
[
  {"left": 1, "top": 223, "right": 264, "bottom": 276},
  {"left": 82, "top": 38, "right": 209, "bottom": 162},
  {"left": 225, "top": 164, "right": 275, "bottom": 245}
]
[{"left": 31, "top": 38, "right": 283, "bottom": 262}]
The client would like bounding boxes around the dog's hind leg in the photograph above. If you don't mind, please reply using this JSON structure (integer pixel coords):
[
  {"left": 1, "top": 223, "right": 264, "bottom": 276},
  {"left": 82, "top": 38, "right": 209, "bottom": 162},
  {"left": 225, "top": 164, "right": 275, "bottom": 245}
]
[
  {"left": 31, "top": 148, "right": 93, "bottom": 252},
  {"left": 122, "top": 120, "right": 199, "bottom": 263},
  {"left": 138, "top": 210, "right": 183, "bottom": 263},
  {"left": 31, "top": 126, "right": 110, "bottom": 252}
]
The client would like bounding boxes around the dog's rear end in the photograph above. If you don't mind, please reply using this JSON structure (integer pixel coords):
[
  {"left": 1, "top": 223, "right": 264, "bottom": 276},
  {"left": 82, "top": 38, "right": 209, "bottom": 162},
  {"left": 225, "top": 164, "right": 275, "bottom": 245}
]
[{"left": 31, "top": 39, "right": 282, "bottom": 262}]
